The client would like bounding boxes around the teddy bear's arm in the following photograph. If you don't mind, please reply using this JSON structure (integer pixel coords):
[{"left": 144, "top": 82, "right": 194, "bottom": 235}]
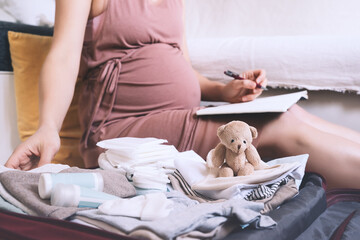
[
  {"left": 211, "top": 143, "right": 227, "bottom": 168},
  {"left": 245, "top": 144, "right": 263, "bottom": 169}
]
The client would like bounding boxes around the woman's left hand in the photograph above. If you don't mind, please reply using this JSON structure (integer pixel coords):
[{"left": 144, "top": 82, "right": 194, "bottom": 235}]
[{"left": 221, "top": 69, "right": 268, "bottom": 103}]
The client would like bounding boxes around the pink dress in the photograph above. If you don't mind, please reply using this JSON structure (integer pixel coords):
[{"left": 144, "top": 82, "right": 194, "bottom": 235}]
[{"left": 78, "top": 0, "right": 263, "bottom": 168}]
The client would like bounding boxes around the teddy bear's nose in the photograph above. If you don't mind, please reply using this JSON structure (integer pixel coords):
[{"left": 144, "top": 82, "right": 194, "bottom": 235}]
[{"left": 238, "top": 145, "right": 241, "bottom": 150}]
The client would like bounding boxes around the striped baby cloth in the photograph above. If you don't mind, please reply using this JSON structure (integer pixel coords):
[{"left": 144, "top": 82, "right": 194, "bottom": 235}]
[{"left": 244, "top": 176, "right": 294, "bottom": 201}]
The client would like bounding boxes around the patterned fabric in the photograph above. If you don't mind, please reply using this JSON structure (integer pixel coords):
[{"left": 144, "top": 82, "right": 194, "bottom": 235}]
[
  {"left": 172, "top": 170, "right": 215, "bottom": 202},
  {"left": 244, "top": 176, "right": 294, "bottom": 201}
]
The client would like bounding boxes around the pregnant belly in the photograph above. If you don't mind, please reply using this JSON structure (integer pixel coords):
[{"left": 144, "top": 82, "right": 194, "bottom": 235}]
[{"left": 113, "top": 44, "right": 201, "bottom": 116}]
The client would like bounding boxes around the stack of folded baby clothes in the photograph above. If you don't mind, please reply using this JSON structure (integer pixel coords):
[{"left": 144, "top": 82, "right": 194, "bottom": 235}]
[{"left": 97, "top": 137, "right": 178, "bottom": 192}]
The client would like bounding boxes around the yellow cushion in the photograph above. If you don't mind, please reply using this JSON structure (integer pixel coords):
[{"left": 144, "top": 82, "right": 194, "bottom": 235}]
[{"left": 8, "top": 31, "right": 84, "bottom": 168}]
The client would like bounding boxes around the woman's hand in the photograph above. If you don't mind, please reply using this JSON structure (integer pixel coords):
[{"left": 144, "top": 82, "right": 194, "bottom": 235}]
[
  {"left": 221, "top": 69, "right": 268, "bottom": 103},
  {"left": 5, "top": 126, "right": 60, "bottom": 170}
]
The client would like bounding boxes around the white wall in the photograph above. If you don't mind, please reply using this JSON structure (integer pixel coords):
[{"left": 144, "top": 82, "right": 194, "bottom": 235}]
[
  {"left": 0, "top": 72, "right": 21, "bottom": 165},
  {"left": 2, "top": 0, "right": 360, "bottom": 37},
  {"left": 185, "top": 0, "right": 360, "bottom": 38},
  {"left": 0, "top": 0, "right": 55, "bottom": 26}
]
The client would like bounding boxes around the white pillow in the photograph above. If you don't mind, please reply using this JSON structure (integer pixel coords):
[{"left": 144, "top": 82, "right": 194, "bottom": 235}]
[
  {"left": 188, "top": 36, "right": 360, "bottom": 93},
  {"left": 0, "top": 0, "right": 55, "bottom": 26}
]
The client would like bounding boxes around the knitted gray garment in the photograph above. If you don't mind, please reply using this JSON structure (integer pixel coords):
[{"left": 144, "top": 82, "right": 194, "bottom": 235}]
[{"left": 0, "top": 168, "right": 136, "bottom": 219}]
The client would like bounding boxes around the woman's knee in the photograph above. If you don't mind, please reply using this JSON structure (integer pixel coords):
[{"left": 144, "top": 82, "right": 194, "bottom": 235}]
[
  {"left": 287, "top": 104, "right": 313, "bottom": 120},
  {"left": 265, "top": 110, "right": 301, "bottom": 138},
  {"left": 257, "top": 109, "right": 308, "bottom": 155}
]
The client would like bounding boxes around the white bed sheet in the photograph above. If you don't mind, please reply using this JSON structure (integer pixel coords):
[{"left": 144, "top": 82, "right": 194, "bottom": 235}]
[{"left": 188, "top": 36, "right": 360, "bottom": 93}]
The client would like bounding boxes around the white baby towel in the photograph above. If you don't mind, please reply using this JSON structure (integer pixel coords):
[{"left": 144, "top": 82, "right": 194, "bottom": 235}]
[
  {"left": 97, "top": 137, "right": 178, "bottom": 191},
  {"left": 98, "top": 192, "right": 173, "bottom": 221},
  {"left": 125, "top": 166, "right": 171, "bottom": 192},
  {"left": 97, "top": 137, "right": 177, "bottom": 169}
]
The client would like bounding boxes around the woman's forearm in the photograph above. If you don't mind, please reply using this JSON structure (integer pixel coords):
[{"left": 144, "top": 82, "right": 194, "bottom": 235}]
[
  {"left": 38, "top": 52, "right": 79, "bottom": 132},
  {"left": 196, "top": 71, "right": 226, "bottom": 102},
  {"left": 37, "top": 0, "right": 91, "bottom": 132},
  {"left": 196, "top": 69, "right": 267, "bottom": 103}
]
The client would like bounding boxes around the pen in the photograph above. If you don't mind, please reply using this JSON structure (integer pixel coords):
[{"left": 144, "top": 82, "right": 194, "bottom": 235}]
[{"left": 224, "top": 70, "right": 267, "bottom": 90}]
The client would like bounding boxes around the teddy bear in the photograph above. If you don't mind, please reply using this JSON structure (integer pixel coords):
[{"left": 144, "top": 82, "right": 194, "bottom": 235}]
[{"left": 209, "top": 121, "right": 268, "bottom": 177}]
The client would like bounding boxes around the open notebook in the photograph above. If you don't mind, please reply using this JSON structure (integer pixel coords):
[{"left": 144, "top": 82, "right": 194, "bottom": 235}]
[{"left": 196, "top": 90, "right": 308, "bottom": 116}]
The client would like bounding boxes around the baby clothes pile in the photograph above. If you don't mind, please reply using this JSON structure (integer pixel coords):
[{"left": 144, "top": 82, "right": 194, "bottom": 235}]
[
  {"left": 97, "top": 137, "right": 178, "bottom": 191},
  {"left": 0, "top": 138, "right": 289, "bottom": 239},
  {"left": 172, "top": 150, "right": 308, "bottom": 213}
]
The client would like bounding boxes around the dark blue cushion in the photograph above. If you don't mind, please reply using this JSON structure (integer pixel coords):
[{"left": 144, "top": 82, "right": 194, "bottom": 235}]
[{"left": 0, "top": 21, "right": 53, "bottom": 71}]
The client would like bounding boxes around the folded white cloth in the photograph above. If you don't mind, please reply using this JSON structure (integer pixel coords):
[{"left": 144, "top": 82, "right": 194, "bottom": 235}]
[
  {"left": 125, "top": 166, "right": 170, "bottom": 191},
  {"left": 99, "top": 192, "right": 173, "bottom": 221},
  {"left": 97, "top": 137, "right": 166, "bottom": 150},
  {"left": 98, "top": 153, "right": 120, "bottom": 171},
  {"left": 97, "top": 137, "right": 177, "bottom": 169},
  {"left": 97, "top": 137, "right": 178, "bottom": 191},
  {"left": 174, "top": 151, "right": 209, "bottom": 186},
  {"left": 175, "top": 151, "right": 308, "bottom": 200},
  {"left": 194, "top": 162, "right": 300, "bottom": 191}
]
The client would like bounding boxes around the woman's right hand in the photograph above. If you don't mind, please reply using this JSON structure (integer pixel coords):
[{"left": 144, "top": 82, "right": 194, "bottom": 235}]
[
  {"left": 5, "top": 126, "right": 60, "bottom": 170},
  {"left": 221, "top": 69, "right": 268, "bottom": 103}
]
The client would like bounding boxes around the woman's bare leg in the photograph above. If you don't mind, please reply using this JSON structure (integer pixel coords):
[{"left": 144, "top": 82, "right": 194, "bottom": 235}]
[
  {"left": 290, "top": 105, "right": 360, "bottom": 145},
  {"left": 257, "top": 107, "right": 360, "bottom": 189}
]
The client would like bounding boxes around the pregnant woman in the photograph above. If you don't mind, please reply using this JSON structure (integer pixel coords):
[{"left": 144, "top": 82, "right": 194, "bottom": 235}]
[{"left": 6, "top": 0, "right": 360, "bottom": 189}]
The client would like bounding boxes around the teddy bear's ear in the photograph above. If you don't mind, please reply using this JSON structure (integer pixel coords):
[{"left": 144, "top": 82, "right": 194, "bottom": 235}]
[
  {"left": 217, "top": 124, "right": 226, "bottom": 137},
  {"left": 250, "top": 126, "right": 258, "bottom": 139}
]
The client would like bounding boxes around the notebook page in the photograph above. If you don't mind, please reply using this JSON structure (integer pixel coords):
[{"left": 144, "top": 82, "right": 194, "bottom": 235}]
[{"left": 196, "top": 90, "right": 308, "bottom": 116}]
